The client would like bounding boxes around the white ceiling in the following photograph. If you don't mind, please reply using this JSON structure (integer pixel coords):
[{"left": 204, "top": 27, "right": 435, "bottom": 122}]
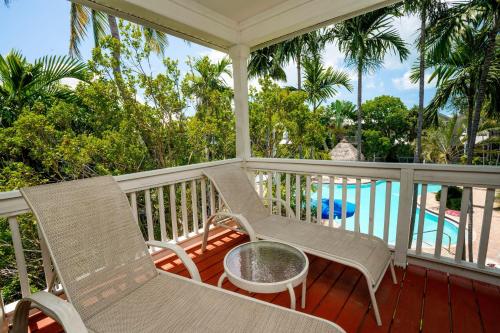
[
  {"left": 74, "top": 0, "right": 399, "bottom": 51},
  {"left": 193, "top": 0, "right": 289, "bottom": 23}
]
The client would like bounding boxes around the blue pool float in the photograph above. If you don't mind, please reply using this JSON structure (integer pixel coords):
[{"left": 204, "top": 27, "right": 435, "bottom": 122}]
[{"left": 310, "top": 198, "right": 355, "bottom": 219}]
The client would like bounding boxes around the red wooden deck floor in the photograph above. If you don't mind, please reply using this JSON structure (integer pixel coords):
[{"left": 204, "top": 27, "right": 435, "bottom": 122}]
[{"left": 25, "top": 230, "right": 500, "bottom": 333}]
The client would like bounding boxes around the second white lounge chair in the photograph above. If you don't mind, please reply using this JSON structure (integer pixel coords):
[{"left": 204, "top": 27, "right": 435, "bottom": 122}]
[{"left": 202, "top": 165, "right": 397, "bottom": 326}]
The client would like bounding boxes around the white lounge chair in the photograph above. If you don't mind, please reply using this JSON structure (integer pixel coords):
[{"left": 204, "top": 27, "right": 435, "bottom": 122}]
[
  {"left": 12, "top": 176, "right": 344, "bottom": 333},
  {"left": 202, "top": 165, "right": 397, "bottom": 326}
]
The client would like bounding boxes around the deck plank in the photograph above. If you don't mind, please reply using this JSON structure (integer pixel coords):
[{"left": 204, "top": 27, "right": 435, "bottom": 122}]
[
  {"left": 358, "top": 267, "right": 404, "bottom": 333},
  {"left": 312, "top": 267, "right": 362, "bottom": 322},
  {"left": 422, "top": 270, "right": 450, "bottom": 333},
  {"left": 449, "top": 275, "right": 483, "bottom": 333},
  {"left": 391, "top": 265, "right": 426, "bottom": 332},
  {"left": 474, "top": 280, "right": 500, "bottom": 333}
]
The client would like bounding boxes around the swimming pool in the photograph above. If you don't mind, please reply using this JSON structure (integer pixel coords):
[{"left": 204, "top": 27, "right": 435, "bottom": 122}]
[{"left": 312, "top": 181, "right": 459, "bottom": 247}]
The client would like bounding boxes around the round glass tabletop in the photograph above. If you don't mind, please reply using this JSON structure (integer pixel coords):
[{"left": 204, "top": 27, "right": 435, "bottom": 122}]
[{"left": 224, "top": 241, "right": 307, "bottom": 283}]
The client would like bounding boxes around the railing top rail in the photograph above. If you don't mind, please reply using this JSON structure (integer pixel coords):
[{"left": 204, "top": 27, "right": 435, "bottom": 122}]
[
  {"left": 246, "top": 157, "right": 500, "bottom": 173},
  {"left": 0, "top": 158, "right": 242, "bottom": 218}
]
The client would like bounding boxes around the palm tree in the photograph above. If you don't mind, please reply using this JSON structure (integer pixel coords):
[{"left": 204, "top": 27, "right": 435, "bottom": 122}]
[
  {"left": 0, "top": 50, "right": 87, "bottom": 126},
  {"left": 329, "top": 7, "right": 409, "bottom": 160},
  {"left": 422, "top": 115, "right": 465, "bottom": 164},
  {"left": 425, "top": 0, "right": 499, "bottom": 165},
  {"left": 419, "top": 25, "right": 498, "bottom": 128},
  {"left": 69, "top": 3, "right": 168, "bottom": 71},
  {"left": 302, "top": 55, "right": 352, "bottom": 111},
  {"left": 183, "top": 56, "right": 232, "bottom": 118},
  {"left": 404, "top": 0, "right": 446, "bottom": 163},
  {"left": 248, "top": 30, "right": 328, "bottom": 89},
  {"left": 248, "top": 44, "right": 287, "bottom": 82}
]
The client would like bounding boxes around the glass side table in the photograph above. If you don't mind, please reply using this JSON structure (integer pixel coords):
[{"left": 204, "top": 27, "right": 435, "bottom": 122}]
[{"left": 218, "top": 240, "right": 309, "bottom": 310}]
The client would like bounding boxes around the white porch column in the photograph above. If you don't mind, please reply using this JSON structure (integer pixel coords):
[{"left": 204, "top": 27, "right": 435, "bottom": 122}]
[{"left": 229, "top": 44, "right": 251, "bottom": 160}]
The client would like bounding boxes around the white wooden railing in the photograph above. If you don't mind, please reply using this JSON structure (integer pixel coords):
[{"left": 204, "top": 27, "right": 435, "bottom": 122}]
[
  {"left": 244, "top": 158, "right": 500, "bottom": 285},
  {"left": 0, "top": 158, "right": 240, "bottom": 314},
  {"left": 0, "top": 157, "right": 499, "bottom": 317}
]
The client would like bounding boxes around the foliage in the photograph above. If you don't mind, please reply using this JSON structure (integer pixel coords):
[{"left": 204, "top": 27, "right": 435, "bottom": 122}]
[
  {"left": 0, "top": 51, "right": 87, "bottom": 127},
  {"left": 436, "top": 186, "right": 463, "bottom": 210}
]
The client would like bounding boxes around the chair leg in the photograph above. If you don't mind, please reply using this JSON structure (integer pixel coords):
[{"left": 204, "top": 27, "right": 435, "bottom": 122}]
[
  {"left": 390, "top": 260, "right": 397, "bottom": 285},
  {"left": 201, "top": 216, "right": 214, "bottom": 253},
  {"left": 367, "top": 278, "right": 382, "bottom": 326}
]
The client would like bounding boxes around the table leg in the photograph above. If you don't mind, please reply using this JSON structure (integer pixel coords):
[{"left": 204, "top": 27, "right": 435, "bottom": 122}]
[
  {"left": 286, "top": 283, "right": 296, "bottom": 310},
  {"left": 301, "top": 280, "right": 306, "bottom": 309},
  {"left": 217, "top": 273, "right": 227, "bottom": 288}
]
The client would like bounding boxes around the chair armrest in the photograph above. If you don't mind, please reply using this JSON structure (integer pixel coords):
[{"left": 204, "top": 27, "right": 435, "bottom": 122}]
[
  {"left": 11, "top": 291, "right": 87, "bottom": 333},
  {"left": 209, "top": 212, "right": 256, "bottom": 241},
  {"left": 146, "top": 241, "right": 201, "bottom": 282},
  {"left": 201, "top": 212, "right": 257, "bottom": 253},
  {"left": 262, "top": 197, "right": 295, "bottom": 218}
]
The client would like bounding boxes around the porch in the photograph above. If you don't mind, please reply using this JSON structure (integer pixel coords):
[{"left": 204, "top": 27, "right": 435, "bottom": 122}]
[
  {"left": 24, "top": 230, "right": 500, "bottom": 333},
  {"left": 1, "top": 158, "right": 499, "bottom": 332}
]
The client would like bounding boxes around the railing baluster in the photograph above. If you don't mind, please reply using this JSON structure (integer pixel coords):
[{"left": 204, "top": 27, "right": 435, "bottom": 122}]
[
  {"left": 316, "top": 175, "right": 323, "bottom": 224},
  {"left": 181, "top": 182, "right": 189, "bottom": 237},
  {"left": 285, "top": 173, "right": 291, "bottom": 210},
  {"left": 157, "top": 187, "right": 167, "bottom": 241},
  {"left": 306, "top": 175, "right": 311, "bottom": 223},
  {"left": 169, "top": 184, "right": 178, "bottom": 242},
  {"left": 191, "top": 180, "right": 199, "bottom": 234},
  {"left": 328, "top": 176, "right": 334, "bottom": 227},
  {"left": 341, "top": 178, "right": 347, "bottom": 229},
  {"left": 477, "top": 188, "right": 495, "bottom": 268},
  {"left": 295, "top": 174, "right": 301, "bottom": 218},
  {"left": 8, "top": 217, "right": 30, "bottom": 297},
  {"left": 201, "top": 178, "right": 208, "bottom": 229},
  {"left": 369, "top": 180, "right": 376, "bottom": 236},
  {"left": 434, "top": 185, "right": 448, "bottom": 258},
  {"left": 129, "top": 192, "right": 138, "bottom": 224},
  {"left": 275, "top": 173, "right": 281, "bottom": 213},
  {"left": 354, "top": 179, "right": 361, "bottom": 232},
  {"left": 37, "top": 224, "right": 53, "bottom": 288},
  {"left": 210, "top": 182, "right": 216, "bottom": 215},
  {"left": 258, "top": 172, "right": 264, "bottom": 198},
  {"left": 144, "top": 189, "right": 154, "bottom": 241},
  {"left": 267, "top": 172, "right": 273, "bottom": 213},
  {"left": 416, "top": 184, "right": 428, "bottom": 255},
  {"left": 455, "top": 187, "right": 471, "bottom": 262},
  {"left": 384, "top": 181, "right": 392, "bottom": 243}
]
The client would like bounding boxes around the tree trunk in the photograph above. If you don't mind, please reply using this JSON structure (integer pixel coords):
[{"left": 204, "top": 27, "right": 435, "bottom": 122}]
[
  {"left": 297, "top": 54, "right": 302, "bottom": 90},
  {"left": 466, "top": 15, "right": 499, "bottom": 165},
  {"left": 414, "top": 8, "right": 426, "bottom": 163},
  {"left": 107, "top": 15, "right": 122, "bottom": 77},
  {"left": 356, "top": 64, "right": 363, "bottom": 161}
]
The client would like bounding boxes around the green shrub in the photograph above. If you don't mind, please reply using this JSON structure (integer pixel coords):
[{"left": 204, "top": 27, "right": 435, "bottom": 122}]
[{"left": 435, "top": 186, "right": 463, "bottom": 210}]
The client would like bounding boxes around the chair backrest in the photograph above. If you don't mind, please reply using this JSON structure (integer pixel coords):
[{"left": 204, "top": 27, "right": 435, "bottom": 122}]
[
  {"left": 21, "top": 176, "right": 157, "bottom": 321},
  {"left": 203, "top": 165, "right": 270, "bottom": 223}
]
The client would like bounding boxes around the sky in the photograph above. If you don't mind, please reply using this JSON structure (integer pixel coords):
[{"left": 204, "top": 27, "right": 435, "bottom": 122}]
[{"left": 0, "top": 0, "right": 436, "bottom": 109}]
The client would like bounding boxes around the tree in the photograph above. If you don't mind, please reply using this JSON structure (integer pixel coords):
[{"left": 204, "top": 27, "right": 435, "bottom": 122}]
[
  {"left": 0, "top": 51, "right": 87, "bottom": 127},
  {"left": 321, "top": 100, "right": 356, "bottom": 147},
  {"left": 361, "top": 95, "right": 414, "bottom": 160},
  {"left": 422, "top": 114, "right": 465, "bottom": 164},
  {"left": 404, "top": 0, "right": 446, "bottom": 163},
  {"left": 302, "top": 55, "right": 352, "bottom": 111},
  {"left": 69, "top": 3, "right": 168, "bottom": 82},
  {"left": 329, "top": 6, "right": 409, "bottom": 160},
  {"left": 248, "top": 31, "right": 329, "bottom": 90},
  {"left": 425, "top": 0, "right": 499, "bottom": 165}
]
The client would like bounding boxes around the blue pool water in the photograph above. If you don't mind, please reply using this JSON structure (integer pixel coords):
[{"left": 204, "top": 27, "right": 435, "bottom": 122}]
[{"left": 312, "top": 181, "right": 459, "bottom": 247}]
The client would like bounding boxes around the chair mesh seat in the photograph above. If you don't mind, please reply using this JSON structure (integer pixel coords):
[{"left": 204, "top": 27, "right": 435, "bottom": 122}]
[
  {"left": 253, "top": 216, "right": 390, "bottom": 285},
  {"left": 86, "top": 274, "right": 342, "bottom": 333}
]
